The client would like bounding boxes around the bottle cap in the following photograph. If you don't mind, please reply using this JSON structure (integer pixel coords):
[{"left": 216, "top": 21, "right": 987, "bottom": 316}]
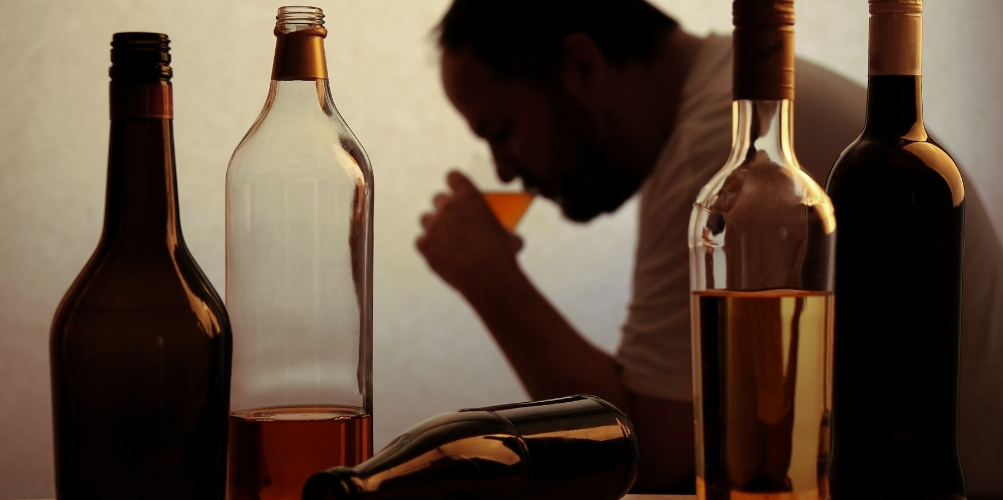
[
  {"left": 733, "top": 0, "right": 794, "bottom": 27},
  {"left": 869, "top": 0, "right": 922, "bottom": 15},
  {"left": 109, "top": 32, "right": 171, "bottom": 83},
  {"left": 867, "top": 0, "right": 922, "bottom": 76},
  {"left": 732, "top": 0, "right": 795, "bottom": 100}
]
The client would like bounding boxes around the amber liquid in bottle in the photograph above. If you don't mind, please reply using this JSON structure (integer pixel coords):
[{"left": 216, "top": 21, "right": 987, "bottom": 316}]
[
  {"left": 49, "top": 33, "right": 232, "bottom": 499},
  {"left": 693, "top": 290, "right": 833, "bottom": 500},
  {"left": 227, "top": 406, "right": 372, "bottom": 500},
  {"left": 826, "top": 2, "right": 965, "bottom": 499}
]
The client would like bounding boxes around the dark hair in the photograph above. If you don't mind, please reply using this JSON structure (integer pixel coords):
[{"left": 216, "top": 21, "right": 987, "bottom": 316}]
[{"left": 436, "top": 0, "right": 679, "bottom": 86}]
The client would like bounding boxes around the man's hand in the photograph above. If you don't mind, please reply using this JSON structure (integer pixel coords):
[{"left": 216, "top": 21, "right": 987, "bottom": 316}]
[{"left": 416, "top": 170, "right": 524, "bottom": 294}]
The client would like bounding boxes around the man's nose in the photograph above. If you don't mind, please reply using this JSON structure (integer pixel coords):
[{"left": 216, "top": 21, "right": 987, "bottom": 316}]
[
  {"left": 490, "top": 150, "right": 519, "bottom": 184},
  {"left": 496, "top": 165, "right": 518, "bottom": 184}
]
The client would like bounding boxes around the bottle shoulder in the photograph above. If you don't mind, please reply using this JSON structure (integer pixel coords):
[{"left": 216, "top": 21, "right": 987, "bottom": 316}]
[
  {"left": 694, "top": 150, "right": 833, "bottom": 218},
  {"left": 828, "top": 135, "right": 964, "bottom": 207},
  {"left": 52, "top": 239, "right": 230, "bottom": 342},
  {"left": 227, "top": 81, "right": 373, "bottom": 189},
  {"left": 227, "top": 117, "right": 370, "bottom": 182}
]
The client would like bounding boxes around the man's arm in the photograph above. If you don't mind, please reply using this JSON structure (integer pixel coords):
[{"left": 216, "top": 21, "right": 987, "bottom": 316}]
[{"left": 416, "top": 171, "right": 694, "bottom": 491}]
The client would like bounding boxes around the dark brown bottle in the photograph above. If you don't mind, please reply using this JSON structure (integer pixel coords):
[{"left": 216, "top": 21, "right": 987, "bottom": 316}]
[
  {"left": 826, "top": 2, "right": 965, "bottom": 499},
  {"left": 301, "top": 395, "right": 638, "bottom": 500},
  {"left": 49, "top": 32, "right": 232, "bottom": 499}
]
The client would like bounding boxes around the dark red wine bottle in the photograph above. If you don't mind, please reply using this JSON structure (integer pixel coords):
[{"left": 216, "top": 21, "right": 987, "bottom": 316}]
[
  {"left": 49, "top": 32, "right": 232, "bottom": 499},
  {"left": 826, "top": 2, "right": 966, "bottom": 499}
]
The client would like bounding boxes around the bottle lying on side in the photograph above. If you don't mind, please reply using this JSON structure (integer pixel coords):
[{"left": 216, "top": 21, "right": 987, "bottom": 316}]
[{"left": 302, "top": 395, "right": 638, "bottom": 500}]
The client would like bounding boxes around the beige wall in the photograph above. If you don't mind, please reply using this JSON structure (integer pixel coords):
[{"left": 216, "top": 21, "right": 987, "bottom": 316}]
[{"left": 1, "top": 0, "right": 1000, "bottom": 496}]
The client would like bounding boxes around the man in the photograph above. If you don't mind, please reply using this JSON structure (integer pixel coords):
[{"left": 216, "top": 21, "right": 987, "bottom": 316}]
[{"left": 415, "top": 0, "right": 1003, "bottom": 495}]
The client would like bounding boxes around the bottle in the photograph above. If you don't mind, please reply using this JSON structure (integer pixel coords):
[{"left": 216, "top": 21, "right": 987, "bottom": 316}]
[
  {"left": 301, "top": 395, "right": 638, "bottom": 500},
  {"left": 688, "top": 1, "right": 836, "bottom": 500},
  {"left": 224, "top": 6, "right": 375, "bottom": 500},
  {"left": 49, "top": 33, "right": 232, "bottom": 498},
  {"left": 825, "top": 1, "right": 966, "bottom": 499}
]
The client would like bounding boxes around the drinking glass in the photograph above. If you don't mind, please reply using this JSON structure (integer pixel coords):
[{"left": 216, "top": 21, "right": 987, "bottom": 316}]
[{"left": 462, "top": 153, "right": 533, "bottom": 232}]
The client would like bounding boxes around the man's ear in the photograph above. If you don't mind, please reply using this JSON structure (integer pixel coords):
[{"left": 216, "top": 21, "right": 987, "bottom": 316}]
[{"left": 560, "top": 33, "right": 608, "bottom": 104}]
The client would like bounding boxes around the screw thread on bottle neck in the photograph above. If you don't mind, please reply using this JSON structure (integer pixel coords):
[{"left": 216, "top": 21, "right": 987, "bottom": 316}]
[{"left": 276, "top": 6, "right": 325, "bottom": 34}]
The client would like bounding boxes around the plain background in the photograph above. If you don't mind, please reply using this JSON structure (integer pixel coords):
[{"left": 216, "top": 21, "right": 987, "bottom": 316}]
[{"left": 1, "top": 0, "right": 1001, "bottom": 496}]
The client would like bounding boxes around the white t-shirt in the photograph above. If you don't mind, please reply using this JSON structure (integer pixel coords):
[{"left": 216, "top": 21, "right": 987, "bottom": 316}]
[{"left": 614, "top": 34, "right": 1003, "bottom": 498}]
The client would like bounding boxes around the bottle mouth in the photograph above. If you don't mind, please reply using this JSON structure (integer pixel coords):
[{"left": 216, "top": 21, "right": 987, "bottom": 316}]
[
  {"left": 110, "top": 32, "right": 172, "bottom": 83},
  {"left": 276, "top": 5, "right": 325, "bottom": 34},
  {"left": 869, "top": 0, "right": 923, "bottom": 15},
  {"left": 302, "top": 467, "right": 358, "bottom": 500}
]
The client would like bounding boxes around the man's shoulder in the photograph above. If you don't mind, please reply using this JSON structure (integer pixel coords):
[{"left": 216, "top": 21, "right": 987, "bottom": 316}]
[
  {"left": 794, "top": 57, "right": 866, "bottom": 104},
  {"left": 791, "top": 58, "right": 867, "bottom": 182}
]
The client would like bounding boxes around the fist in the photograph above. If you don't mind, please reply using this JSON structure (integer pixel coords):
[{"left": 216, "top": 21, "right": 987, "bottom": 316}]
[{"left": 416, "top": 171, "right": 524, "bottom": 293}]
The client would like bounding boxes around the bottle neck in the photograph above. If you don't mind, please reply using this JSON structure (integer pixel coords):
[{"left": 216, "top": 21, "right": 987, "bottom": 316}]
[
  {"left": 265, "top": 25, "right": 332, "bottom": 116},
  {"left": 863, "top": 75, "right": 926, "bottom": 139},
  {"left": 731, "top": 21, "right": 797, "bottom": 167},
  {"left": 271, "top": 27, "right": 328, "bottom": 81},
  {"left": 732, "top": 99, "right": 797, "bottom": 170},
  {"left": 102, "top": 81, "right": 182, "bottom": 248},
  {"left": 865, "top": 7, "right": 926, "bottom": 138},
  {"left": 261, "top": 79, "right": 334, "bottom": 119}
]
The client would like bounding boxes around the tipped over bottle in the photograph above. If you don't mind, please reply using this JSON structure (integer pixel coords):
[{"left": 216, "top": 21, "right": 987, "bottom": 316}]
[{"left": 302, "top": 396, "right": 638, "bottom": 500}]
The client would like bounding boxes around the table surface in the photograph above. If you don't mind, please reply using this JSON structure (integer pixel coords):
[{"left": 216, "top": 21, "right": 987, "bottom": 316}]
[
  {"left": 23, "top": 498, "right": 693, "bottom": 500},
  {"left": 624, "top": 496, "right": 693, "bottom": 499}
]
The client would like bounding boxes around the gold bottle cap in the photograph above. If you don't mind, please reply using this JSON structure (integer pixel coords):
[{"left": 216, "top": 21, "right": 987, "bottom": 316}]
[{"left": 869, "top": 0, "right": 923, "bottom": 15}]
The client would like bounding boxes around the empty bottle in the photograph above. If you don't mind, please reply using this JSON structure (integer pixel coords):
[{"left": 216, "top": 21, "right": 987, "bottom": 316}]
[{"left": 302, "top": 395, "right": 638, "bottom": 500}]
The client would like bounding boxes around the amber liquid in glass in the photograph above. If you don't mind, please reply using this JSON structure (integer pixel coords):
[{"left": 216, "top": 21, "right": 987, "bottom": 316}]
[
  {"left": 693, "top": 290, "right": 833, "bottom": 500},
  {"left": 483, "top": 191, "right": 533, "bottom": 231},
  {"left": 226, "top": 405, "right": 373, "bottom": 500}
]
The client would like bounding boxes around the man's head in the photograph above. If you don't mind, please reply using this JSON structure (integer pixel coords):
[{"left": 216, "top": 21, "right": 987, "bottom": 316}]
[{"left": 437, "top": 0, "right": 679, "bottom": 222}]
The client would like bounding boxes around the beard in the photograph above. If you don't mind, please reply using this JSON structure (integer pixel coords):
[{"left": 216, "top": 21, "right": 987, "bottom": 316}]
[{"left": 541, "top": 94, "right": 646, "bottom": 223}]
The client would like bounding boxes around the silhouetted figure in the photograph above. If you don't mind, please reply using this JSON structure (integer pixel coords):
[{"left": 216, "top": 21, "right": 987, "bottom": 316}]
[{"left": 415, "top": 1, "right": 1003, "bottom": 495}]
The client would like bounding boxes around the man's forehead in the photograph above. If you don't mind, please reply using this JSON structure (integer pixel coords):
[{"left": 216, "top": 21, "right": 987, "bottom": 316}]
[
  {"left": 441, "top": 50, "right": 519, "bottom": 129},
  {"left": 441, "top": 49, "right": 504, "bottom": 104}
]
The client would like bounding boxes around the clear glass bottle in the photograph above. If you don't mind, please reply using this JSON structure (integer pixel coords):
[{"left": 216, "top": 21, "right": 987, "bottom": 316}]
[
  {"left": 50, "top": 32, "right": 232, "bottom": 498},
  {"left": 826, "top": 1, "right": 966, "bottom": 499},
  {"left": 688, "top": 1, "right": 836, "bottom": 500},
  {"left": 302, "top": 395, "right": 638, "bottom": 500},
  {"left": 224, "top": 6, "right": 374, "bottom": 500}
]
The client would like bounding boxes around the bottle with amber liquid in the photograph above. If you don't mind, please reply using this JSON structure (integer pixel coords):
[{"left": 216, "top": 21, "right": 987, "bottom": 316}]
[
  {"left": 49, "top": 33, "right": 232, "bottom": 499},
  {"left": 302, "top": 395, "right": 638, "bottom": 500},
  {"left": 688, "top": 2, "right": 836, "bottom": 500},
  {"left": 826, "top": 1, "right": 966, "bottom": 499},
  {"left": 225, "top": 6, "right": 374, "bottom": 500}
]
